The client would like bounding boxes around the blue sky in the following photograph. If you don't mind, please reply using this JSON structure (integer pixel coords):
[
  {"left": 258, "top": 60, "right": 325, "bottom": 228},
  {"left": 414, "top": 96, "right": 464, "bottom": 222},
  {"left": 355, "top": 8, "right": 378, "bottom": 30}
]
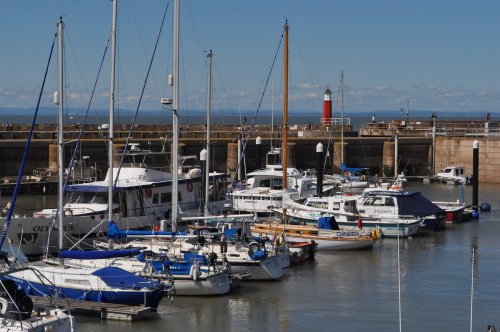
[{"left": 1, "top": 1, "right": 499, "bottom": 118}]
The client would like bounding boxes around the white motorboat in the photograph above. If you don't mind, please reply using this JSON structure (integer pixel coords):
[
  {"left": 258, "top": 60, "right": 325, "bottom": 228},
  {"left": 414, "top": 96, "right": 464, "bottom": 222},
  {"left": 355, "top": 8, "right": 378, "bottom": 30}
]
[
  {"left": 230, "top": 148, "right": 316, "bottom": 215},
  {"left": 436, "top": 166, "right": 470, "bottom": 184},
  {"left": 1, "top": 148, "right": 227, "bottom": 256},
  {"left": 280, "top": 192, "right": 421, "bottom": 238}
]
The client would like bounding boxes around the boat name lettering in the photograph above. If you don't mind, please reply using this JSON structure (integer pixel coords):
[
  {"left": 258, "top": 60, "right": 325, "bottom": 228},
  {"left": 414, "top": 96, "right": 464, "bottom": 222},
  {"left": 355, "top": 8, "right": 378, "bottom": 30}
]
[
  {"left": 335, "top": 231, "right": 359, "bottom": 237},
  {"left": 32, "top": 224, "right": 75, "bottom": 232}
]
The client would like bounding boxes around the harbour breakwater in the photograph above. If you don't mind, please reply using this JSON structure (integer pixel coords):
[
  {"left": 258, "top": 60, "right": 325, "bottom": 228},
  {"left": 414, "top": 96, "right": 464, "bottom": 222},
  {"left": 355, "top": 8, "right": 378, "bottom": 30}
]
[{"left": 0, "top": 122, "right": 499, "bottom": 185}]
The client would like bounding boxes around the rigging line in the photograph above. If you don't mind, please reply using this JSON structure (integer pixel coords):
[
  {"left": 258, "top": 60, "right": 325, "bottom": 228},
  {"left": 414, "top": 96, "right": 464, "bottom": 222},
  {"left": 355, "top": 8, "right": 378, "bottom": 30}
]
[
  {"left": 226, "top": 25, "right": 285, "bottom": 193},
  {"left": 0, "top": 37, "right": 56, "bottom": 250},
  {"left": 290, "top": 32, "right": 315, "bottom": 86},
  {"left": 50, "top": 37, "right": 110, "bottom": 229},
  {"left": 114, "top": 2, "right": 169, "bottom": 189}
]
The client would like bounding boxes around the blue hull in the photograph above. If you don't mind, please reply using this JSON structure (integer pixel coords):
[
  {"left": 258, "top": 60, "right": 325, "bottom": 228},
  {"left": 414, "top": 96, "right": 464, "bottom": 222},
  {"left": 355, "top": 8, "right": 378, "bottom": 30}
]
[{"left": 3, "top": 275, "right": 164, "bottom": 309}]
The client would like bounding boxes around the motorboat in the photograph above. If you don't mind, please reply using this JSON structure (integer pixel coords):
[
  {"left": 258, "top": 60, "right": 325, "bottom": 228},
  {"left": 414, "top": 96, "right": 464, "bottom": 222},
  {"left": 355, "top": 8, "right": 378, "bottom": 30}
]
[
  {"left": 250, "top": 216, "right": 378, "bottom": 251},
  {"left": 357, "top": 190, "right": 446, "bottom": 231},
  {"left": 279, "top": 193, "right": 421, "bottom": 238},
  {"left": 230, "top": 148, "right": 316, "bottom": 215},
  {"left": 435, "top": 166, "right": 470, "bottom": 184},
  {"left": 1, "top": 145, "right": 227, "bottom": 256}
]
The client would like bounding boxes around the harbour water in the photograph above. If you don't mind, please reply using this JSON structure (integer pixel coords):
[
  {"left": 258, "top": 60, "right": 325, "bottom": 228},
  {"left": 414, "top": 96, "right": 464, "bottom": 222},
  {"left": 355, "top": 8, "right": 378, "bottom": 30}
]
[{"left": 3, "top": 181, "right": 500, "bottom": 331}]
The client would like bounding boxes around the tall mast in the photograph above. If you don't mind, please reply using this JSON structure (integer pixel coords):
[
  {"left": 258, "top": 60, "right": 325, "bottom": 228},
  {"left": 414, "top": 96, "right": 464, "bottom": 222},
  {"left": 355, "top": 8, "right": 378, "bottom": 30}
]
[
  {"left": 108, "top": 0, "right": 117, "bottom": 229},
  {"left": 281, "top": 20, "right": 288, "bottom": 218},
  {"left": 340, "top": 70, "right": 344, "bottom": 165},
  {"left": 56, "top": 17, "right": 64, "bottom": 253},
  {"left": 204, "top": 50, "right": 213, "bottom": 215},
  {"left": 171, "top": 0, "right": 180, "bottom": 231}
]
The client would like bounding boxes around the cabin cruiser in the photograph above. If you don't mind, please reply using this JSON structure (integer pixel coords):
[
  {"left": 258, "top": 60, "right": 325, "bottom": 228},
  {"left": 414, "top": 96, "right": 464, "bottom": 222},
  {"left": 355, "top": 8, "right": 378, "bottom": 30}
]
[
  {"left": 1, "top": 144, "right": 227, "bottom": 256},
  {"left": 281, "top": 193, "right": 421, "bottom": 238},
  {"left": 230, "top": 148, "right": 316, "bottom": 215},
  {"left": 357, "top": 190, "right": 446, "bottom": 231}
]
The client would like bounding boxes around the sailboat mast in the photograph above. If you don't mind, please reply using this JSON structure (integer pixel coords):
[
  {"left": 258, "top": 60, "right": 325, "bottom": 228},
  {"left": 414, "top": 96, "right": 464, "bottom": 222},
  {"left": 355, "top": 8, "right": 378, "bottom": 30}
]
[
  {"left": 281, "top": 20, "right": 289, "bottom": 217},
  {"left": 340, "top": 70, "right": 344, "bottom": 165},
  {"left": 56, "top": 17, "right": 64, "bottom": 252},
  {"left": 108, "top": 0, "right": 117, "bottom": 228},
  {"left": 205, "top": 50, "right": 213, "bottom": 215},
  {"left": 171, "top": 0, "right": 180, "bottom": 231}
]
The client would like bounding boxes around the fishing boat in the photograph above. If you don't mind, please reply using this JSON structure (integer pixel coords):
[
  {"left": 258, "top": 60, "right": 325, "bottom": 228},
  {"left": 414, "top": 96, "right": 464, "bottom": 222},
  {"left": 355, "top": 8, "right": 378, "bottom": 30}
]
[{"left": 251, "top": 217, "right": 378, "bottom": 251}]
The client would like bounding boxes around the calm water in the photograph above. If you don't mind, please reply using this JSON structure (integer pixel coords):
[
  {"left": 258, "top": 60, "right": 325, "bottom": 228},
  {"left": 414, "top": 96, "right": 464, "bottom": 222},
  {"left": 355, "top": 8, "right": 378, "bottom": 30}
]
[{"left": 4, "top": 182, "right": 500, "bottom": 331}]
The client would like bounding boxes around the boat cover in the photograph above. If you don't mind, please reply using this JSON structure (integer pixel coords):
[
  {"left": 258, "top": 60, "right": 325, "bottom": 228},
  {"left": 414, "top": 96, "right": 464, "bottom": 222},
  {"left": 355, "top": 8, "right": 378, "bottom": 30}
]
[
  {"left": 91, "top": 266, "right": 160, "bottom": 288},
  {"left": 107, "top": 221, "right": 188, "bottom": 240},
  {"left": 59, "top": 248, "right": 141, "bottom": 259},
  {"left": 397, "top": 192, "right": 444, "bottom": 217}
]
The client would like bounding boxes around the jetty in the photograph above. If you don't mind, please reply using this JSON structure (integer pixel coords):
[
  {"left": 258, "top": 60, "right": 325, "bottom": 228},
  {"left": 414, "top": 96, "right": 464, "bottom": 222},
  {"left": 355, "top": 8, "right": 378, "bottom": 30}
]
[{"left": 30, "top": 296, "right": 156, "bottom": 321}]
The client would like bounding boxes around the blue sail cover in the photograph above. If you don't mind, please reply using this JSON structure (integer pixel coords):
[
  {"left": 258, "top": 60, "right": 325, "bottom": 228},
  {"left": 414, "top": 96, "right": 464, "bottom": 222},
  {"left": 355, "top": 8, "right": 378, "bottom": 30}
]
[
  {"left": 60, "top": 248, "right": 141, "bottom": 259},
  {"left": 107, "top": 221, "right": 188, "bottom": 240},
  {"left": 91, "top": 266, "right": 160, "bottom": 289},
  {"left": 317, "top": 216, "right": 340, "bottom": 230},
  {"left": 341, "top": 163, "right": 369, "bottom": 173}
]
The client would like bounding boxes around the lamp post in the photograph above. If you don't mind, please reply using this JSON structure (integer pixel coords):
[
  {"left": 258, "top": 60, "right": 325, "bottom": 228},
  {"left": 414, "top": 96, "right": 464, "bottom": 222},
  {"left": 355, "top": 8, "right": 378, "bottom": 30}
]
[
  {"left": 316, "top": 143, "right": 324, "bottom": 197},
  {"left": 256, "top": 136, "right": 262, "bottom": 170},
  {"left": 200, "top": 148, "right": 208, "bottom": 214},
  {"left": 472, "top": 140, "right": 479, "bottom": 212},
  {"left": 431, "top": 112, "right": 437, "bottom": 175}
]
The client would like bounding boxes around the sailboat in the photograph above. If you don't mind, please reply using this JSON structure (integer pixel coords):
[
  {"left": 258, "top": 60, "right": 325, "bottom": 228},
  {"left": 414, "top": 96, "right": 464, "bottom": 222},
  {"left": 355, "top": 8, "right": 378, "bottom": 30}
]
[
  {"left": 4, "top": 12, "right": 167, "bottom": 310},
  {"left": 249, "top": 21, "right": 378, "bottom": 251}
]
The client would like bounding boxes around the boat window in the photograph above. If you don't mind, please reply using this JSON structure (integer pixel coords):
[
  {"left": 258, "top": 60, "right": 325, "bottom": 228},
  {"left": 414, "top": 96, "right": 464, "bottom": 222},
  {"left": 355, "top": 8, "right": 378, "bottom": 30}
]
[
  {"left": 259, "top": 179, "right": 271, "bottom": 188},
  {"left": 384, "top": 198, "right": 395, "bottom": 206},
  {"left": 152, "top": 193, "right": 159, "bottom": 204},
  {"left": 370, "top": 197, "right": 385, "bottom": 206},
  {"left": 332, "top": 202, "right": 340, "bottom": 210},
  {"left": 272, "top": 178, "right": 282, "bottom": 190},
  {"left": 314, "top": 202, "right": 328, "bottom": 209},
  {"left": 64, "top": 279, "right": 91, "bottom": 286},
  {"left": 443, "top": 168, "right": 452, "bottom": 174},
  {"left": 178, "top": 192, "right": 183, "bottom": 202},
  {"left": 161, "top": 192, "right": 170, "bottom": 203}
]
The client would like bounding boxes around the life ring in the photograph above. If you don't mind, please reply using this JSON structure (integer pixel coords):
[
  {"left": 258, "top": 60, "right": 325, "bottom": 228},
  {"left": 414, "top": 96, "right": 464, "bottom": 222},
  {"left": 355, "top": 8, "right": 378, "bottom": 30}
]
[
  {"left": 187, "top": 182, "right": 193, "bottom": 192},
  {"left": 248, "top": 242, "right": 261, "bottom": 256},
  {"left": 360, "top": 175, "right": 367, "bottom": 181},
  {"left": 144, "top": 188, "right": 152, "bottom": 198}
]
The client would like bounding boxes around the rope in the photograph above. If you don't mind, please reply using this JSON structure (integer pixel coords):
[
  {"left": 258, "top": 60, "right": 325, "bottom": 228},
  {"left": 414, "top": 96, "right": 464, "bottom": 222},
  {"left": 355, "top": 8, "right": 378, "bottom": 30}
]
[
  {"left": 0, "top": 37, "right": 56, "bottom": 250},
  {"left": 114, "top": 2, "right": 169, "bottom": 189},
  {"left": 226, "top": 25, "right": 285, "bottom": 193}
]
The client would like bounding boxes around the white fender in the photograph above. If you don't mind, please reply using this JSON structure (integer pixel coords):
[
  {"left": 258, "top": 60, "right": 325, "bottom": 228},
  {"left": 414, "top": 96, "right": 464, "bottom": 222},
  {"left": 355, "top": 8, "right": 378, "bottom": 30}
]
[{"left": 0, "top": 297, "right": 8, "bottom": 315}]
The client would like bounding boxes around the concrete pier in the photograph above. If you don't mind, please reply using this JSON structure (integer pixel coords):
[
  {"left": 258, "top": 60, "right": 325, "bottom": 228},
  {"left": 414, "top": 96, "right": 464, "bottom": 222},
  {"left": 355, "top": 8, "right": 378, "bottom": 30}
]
[{"left": 1, "top": 123, "right": 500, "bottom": 184}]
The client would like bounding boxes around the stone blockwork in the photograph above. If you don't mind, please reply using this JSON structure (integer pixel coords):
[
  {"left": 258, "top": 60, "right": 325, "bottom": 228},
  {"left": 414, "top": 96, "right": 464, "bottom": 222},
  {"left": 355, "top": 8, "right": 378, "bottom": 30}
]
[{"left": 435, "top": 137, "right": 500, "bottom": 184}]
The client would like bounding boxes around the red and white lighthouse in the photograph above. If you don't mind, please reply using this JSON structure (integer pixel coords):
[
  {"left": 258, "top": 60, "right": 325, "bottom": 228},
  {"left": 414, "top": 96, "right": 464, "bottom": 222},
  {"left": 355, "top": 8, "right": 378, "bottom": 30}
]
[{"left": 322, "top": 88, "right": 332, "bottom": 125}]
